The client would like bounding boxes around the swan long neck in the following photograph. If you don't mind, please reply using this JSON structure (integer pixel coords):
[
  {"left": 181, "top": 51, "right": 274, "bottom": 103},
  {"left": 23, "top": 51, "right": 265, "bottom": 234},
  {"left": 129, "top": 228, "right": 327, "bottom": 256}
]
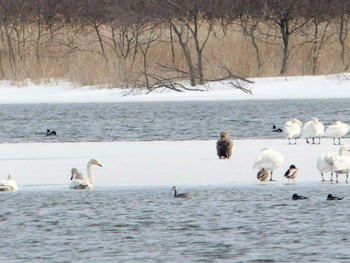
[{"left": 87, "top": 162, "right": 94, "bottom": 185}]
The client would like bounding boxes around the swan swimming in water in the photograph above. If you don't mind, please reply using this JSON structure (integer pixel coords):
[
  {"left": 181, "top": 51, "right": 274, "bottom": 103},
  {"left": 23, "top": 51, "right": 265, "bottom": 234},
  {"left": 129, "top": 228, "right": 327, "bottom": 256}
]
[
  {"left": 253, "top": 148, "right": 284, "bottom": 181},
  {"left": 324, "top": 121, "right": 350, "bottom": 145},
  {"left": 69, "top": 159, "right": 102, "bottom": 190},
  {"left": 0, "top": 174, "right": 18, "bottom": 192},
  {"left": 317, "top": 145, "right": 350, "bottom": 181},
  {"left": 284, "top": 165, "right": 299, "bottom": 181},
  {"left": 301, "top": 118, "right": 324, "bottom": 144},
  {"left": 171, "top": 186, "right": 191, "bottom": 198},
  {"left": 216, "top": 131, "right": 233, "bottom": 159},
  {"left": 284, "top": 118, "right": 303, "bottom": 144},
  {"left": 69, "top": 168, "right": 90, "bottom": 190}
]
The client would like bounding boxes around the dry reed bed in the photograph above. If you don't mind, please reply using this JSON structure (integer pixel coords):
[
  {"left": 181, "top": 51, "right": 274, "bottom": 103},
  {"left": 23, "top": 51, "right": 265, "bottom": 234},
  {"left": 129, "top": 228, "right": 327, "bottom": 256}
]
[{"left": 0, "top": 21, "right": 348, "bottom": 87}]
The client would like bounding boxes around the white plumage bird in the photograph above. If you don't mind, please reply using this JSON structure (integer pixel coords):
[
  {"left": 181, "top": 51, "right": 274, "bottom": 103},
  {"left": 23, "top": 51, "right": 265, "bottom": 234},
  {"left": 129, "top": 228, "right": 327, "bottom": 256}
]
[
  {"left": 317, "top": 145, "right": 350, "bottom": 181},
  {"left": 0, "top": 174, "right": 18, "bottom": 192},
  {"left": 69, "top": 159, "right": 102, "bottom": 190},
  {"left": 325, "top": 121, "right": 350, "bottom": 145},
  {"left": 69, "top": 168, "right": 89, "bottom": 190},
  {"left": 253, "top": 148, "right": 284, "bottom": 181},
  {"left": 301, "top": 118, "right": 324, "bottom": 144},
  {"left": 284, "top": 118, "right": 303, "bottom": 144},
  {"left": 333, "top": 156, "right": 350, "bottom": 184},
  {"left": 331, "top": 145, "right": 350, "bottom": 184}
]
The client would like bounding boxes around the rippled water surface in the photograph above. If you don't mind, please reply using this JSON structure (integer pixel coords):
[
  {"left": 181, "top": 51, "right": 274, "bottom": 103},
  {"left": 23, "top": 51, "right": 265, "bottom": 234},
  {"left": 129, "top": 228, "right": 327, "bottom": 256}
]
[
  {"left": 0, "top": 99, "right": 349, "bottom": 143},
  {"left": 1, "top": 184, "right": 350, "bottom": 262},
  {"left": 1, "top": 99, "right": 350, "bottom": 262}
]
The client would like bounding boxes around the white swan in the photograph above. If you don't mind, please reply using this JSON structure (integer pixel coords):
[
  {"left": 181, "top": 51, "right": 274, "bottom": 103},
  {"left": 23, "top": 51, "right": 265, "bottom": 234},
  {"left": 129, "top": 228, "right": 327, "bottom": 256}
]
[
  {"left": 0, "top": 174, "right": 18, "bottom": 192},
  {"left": 69, "top": 168, "right": 89, "bottom": 190},
  {"left": 216, "top": 131, "right": 233, "bottom": 159},
  {"left": 325, "top": 121, "right": 350, "bottom": 145},
  {"left": 69, "top": 159, "right": 102, "bottom": 190},
  {"left": 301, "top": 118, "right": 324, "bottom": 144},
  {"left": 331, "top": 146, "right": 350, "bottom": 184},
  {"left": 317, "top": 145, "right": 350, "bottom": 181},
  {"left": 284, "top": 118, "right": 303, "bottom": 144},
  {"left": 253, "top": 148, "right": 284, "bottom": 181},
  {"left": 333, "top": 156, "right": 350, "bottom": 184}
]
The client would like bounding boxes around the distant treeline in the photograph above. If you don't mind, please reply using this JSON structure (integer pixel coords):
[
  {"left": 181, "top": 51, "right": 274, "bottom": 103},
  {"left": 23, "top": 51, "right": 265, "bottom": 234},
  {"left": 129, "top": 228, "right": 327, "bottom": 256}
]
[{"left": 1, "top": 0, "right": 350, "bottom": 89}]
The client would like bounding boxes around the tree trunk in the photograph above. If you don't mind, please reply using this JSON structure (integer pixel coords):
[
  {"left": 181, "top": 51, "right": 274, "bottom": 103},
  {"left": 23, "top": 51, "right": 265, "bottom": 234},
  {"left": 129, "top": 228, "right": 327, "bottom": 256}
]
[
  {"left": 171, "top": 23, "right": 196, "bottom": 86},
  {"left": 279, "top": 18, "right": 289, "bottom": 75}
]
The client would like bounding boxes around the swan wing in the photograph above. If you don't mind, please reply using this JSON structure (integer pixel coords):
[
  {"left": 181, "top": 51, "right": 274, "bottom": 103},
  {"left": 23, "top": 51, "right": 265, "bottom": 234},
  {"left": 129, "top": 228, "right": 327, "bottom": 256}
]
[
  {"left": 333, "top": 156, "right": 350, "bottom": 173},
  {"left": 0, "top": 179, "right": 18, "bottom": 191},
  {"left": 301, "top": 121, "right": 313, "bottom": 138},
  {"left": 253, "top": 149, "right": 284, "bottom": 170},
  {"left": 284, "top": 121, "right": 301, "bottom": 138},
  {"left": 316, "top": 153, "right": 333, "bottom": 173},
  {"left": 69, "top": 179, "right": 92, "bottom": 190},
  {"left": 325, "top": 122, "right": 349, "bottom": 137}
]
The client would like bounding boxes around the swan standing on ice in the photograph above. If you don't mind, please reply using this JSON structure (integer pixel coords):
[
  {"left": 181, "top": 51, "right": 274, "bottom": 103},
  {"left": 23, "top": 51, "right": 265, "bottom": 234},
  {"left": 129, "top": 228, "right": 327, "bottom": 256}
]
[
  {"left": 331, "top": 148, "right": 350, "bottom": 184},
  {"left": 0, "top": 174, "right": 18, "bottom": 192},
  {"left": 284, "top": 118, "right": 303, "bottom": 144},
  {"left": 69, "top": 159, "right": 102, "bottom": 190},
  {"left": 253, "top": 148, "right": 284, "bottom": 181},
  {"left": 301, "top": 118, "right": 324, "bottom": 144},
  {"left": 325, "top": 121, "right": 350, "bottom": 145},
  {"left": 216, "top": 131, "right": 233, "bottom": 159},
  {"left": 317, "top": 145, "right": 350, "bottom": 181}
]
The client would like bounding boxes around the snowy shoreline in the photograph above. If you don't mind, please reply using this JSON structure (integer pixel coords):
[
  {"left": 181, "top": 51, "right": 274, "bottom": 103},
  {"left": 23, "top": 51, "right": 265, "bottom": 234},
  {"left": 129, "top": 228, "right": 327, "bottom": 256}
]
[
  {"left": 0, "top": 74, "right": 350, "bottom": 104},
  {"left": 1, "top": 138, "right": 349, "bottom": 189}
]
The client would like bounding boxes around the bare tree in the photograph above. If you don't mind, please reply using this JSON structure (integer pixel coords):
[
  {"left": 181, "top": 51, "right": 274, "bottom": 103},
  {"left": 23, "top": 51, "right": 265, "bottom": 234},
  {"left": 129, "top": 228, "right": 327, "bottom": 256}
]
[
  {"left": 333, "top": 0, "right": 350, "bottom": 69},
  {"left": 263, "top": 0, "right": 314, "bottom": 74}
]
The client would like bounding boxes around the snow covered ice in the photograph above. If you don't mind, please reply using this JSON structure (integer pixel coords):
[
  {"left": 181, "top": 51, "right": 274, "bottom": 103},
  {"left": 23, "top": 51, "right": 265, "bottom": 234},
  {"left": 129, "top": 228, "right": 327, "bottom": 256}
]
[{"left": 0, "top": 74, "right": 350, "bottom": 189}]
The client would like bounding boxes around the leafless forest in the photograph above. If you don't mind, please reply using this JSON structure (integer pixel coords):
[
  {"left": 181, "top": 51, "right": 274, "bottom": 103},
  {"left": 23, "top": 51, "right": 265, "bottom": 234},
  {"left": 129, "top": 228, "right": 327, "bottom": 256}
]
[{"left": 1, "top": 0, "right": 350, "bottom": 90}]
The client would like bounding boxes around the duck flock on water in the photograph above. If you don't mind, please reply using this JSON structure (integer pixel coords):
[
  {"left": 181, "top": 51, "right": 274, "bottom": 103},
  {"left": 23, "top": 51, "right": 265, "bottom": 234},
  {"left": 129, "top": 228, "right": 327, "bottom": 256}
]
[{"left": 1, "top": 118, "right": 349, "bottom": 201}]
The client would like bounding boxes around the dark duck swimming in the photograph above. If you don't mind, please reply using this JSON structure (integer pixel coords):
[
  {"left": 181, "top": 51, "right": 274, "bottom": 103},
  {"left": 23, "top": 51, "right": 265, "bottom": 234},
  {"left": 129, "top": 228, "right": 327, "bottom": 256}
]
[{"left": 171, "top": 186, "right": 191, "bottom": 198}]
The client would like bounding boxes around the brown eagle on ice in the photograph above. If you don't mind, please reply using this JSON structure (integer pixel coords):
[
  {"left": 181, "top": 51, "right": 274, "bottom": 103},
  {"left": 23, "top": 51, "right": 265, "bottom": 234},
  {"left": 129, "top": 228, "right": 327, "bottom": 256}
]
[{"left": 216, "top": 131, "right": 233, "bottom": 159}]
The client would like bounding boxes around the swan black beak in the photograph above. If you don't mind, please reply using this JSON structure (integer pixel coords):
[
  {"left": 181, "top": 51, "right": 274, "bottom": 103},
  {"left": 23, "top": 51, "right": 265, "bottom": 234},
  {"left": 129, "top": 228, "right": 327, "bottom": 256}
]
[
  {"left": 97, "top": 163, "right": 102, "bottom": 167},
  {"left": 70, "top": 175, "right": 74, "bottom": 180}
]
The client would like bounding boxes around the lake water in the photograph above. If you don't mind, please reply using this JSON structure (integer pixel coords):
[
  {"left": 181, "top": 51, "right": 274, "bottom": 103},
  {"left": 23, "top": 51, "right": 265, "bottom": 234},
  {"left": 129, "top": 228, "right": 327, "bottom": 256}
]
[
  {"left": 0, "top": 99, "right": 349, "bottom": 143},
  {"left": 1, "top": 99, "right": 350, "bottom": 262},
  {"left": 1, "top": 184, "right": 350, "bottom": 262}
]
